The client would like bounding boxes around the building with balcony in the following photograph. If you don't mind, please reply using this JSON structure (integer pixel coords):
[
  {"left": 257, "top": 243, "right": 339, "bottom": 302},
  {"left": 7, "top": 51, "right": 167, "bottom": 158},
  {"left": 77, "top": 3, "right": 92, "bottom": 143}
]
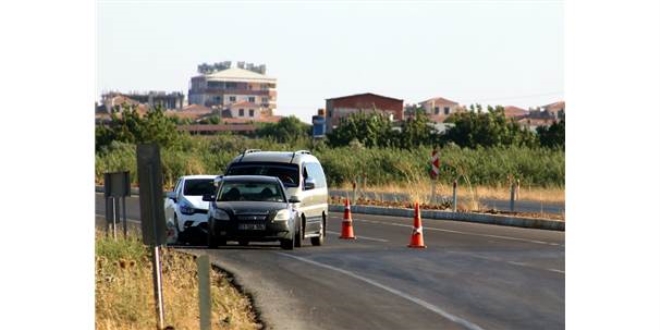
[{"left": 188, "top": 61, "right": 277, "bottom": 118}]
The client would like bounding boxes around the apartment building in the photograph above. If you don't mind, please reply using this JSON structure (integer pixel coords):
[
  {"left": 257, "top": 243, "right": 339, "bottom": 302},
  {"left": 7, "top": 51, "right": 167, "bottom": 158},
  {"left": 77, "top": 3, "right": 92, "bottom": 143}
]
[{"left": 188, "top": 61, "right": 277, "bottom": 118}]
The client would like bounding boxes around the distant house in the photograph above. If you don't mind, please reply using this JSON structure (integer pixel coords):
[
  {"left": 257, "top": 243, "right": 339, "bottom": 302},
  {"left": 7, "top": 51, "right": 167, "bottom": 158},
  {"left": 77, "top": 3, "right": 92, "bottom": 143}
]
[
  {"left": 542, "top": 101, "right": 565, "bottom": 120},
  {"left": 325, "top": 93, "right": 404, "bottom": 133},
  {"left": 165, "top": 104, "right": 214, "bottom": 122},
  {"left": 418, "top": 97, "right": 463, "bottom": 122},
  {"left": 517, "top": 117, "right": 556, "bottom": 131},
  {"left": 100, "top": 91, "right": 183, "bottom": 112},
  {"left": 503, "top": 106, "right": 529, "bottom": 120},
  {"left": 528, "top": 100, "right": 565, "bottom": 121},
  {"left": 99, "top": 93, "right": 145, "bottom": 113}
]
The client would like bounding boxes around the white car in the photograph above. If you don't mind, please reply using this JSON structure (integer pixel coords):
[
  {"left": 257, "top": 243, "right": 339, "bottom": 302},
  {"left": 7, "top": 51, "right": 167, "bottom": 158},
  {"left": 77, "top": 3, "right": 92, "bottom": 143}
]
[{"left": 164, "top": 175, "right": 217, "bottom": 244}]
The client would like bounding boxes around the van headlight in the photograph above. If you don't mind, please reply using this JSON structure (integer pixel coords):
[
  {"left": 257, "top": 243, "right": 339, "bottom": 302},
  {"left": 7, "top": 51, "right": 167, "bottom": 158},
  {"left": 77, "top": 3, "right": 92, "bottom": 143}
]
[
  {"left": 273, "top": 209, "right": 291, "bottom": 221},
  {"left": 213, "top": 209, "right": 230, "bottom": 221}
]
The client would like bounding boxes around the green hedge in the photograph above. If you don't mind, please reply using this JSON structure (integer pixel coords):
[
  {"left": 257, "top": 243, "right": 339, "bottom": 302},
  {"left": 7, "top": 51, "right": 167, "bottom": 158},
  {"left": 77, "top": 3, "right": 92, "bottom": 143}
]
[{"left": 95, "top": 137, "right": 564, "bottom": 188}]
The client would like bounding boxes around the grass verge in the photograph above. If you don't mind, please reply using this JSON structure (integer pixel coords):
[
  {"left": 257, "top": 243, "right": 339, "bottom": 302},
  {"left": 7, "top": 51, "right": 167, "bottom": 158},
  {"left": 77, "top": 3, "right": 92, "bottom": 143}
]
[{"left": 95, "top": 230, "right": 262, "bottom": 330}]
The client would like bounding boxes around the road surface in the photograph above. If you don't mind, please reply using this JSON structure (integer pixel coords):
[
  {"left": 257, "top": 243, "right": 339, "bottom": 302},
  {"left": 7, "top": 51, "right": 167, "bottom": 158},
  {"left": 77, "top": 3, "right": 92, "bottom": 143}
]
[{"left": 96, "top": 193, "right": 564, "bottom": 330}]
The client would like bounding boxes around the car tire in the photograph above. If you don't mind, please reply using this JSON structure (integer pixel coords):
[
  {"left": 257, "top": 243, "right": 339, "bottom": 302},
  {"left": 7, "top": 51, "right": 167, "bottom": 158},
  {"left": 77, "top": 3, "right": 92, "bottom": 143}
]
[
  {"left": 280, "top": 231, "right": 295, "bottom": 250},
  {"left": 173, "top": 214, "right": 183, "bottom": 244},
  {"left": 294, "top": 218, "right": 303, "bottom": 248},
  {"left": 207, "top": 231, "right": 219, "bottom": 249},
  {"left": 311, "top": 214, "right": 325, "bottom": 246}
]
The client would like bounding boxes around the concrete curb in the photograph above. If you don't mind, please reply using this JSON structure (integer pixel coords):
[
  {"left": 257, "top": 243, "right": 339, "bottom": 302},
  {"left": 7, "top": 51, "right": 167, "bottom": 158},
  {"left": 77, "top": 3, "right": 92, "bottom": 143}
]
[
  {"left": 329, "top": 204, "right": 564, "bottom": 231},
  {"left": 95, "top": 186, "right": 564, "bottom": 231}
]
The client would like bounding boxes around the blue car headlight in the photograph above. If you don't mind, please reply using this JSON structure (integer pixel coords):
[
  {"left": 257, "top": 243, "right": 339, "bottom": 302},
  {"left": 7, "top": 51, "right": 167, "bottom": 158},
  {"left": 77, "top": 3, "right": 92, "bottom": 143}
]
[{"left": 180, "top": 204, "right": 195, "bottom": 215}]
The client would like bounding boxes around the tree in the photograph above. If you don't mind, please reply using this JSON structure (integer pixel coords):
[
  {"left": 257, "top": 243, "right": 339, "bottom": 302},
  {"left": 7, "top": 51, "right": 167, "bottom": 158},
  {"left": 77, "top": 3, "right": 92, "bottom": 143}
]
[
  {"left": 326, "top": 112, "right": 393, "bottom": 148},
  {"left": 255, "top": 115, "right": 311, "bottom": 144},
  {"left": 95, "top": 104, "right": 183, "bottom": 151},
  {"left": 537, "top": 119, "right": 565, "bottom": 150},
  {"left": 397, "top": 108, "right": 433, "bottom": 150},
  {"left": 440, "top": 104, "right": 538, "bottom": 148}
]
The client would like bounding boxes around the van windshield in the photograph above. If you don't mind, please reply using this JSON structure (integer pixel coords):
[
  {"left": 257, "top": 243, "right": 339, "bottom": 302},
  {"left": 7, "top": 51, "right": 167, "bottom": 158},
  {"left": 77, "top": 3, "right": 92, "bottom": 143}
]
[{"left": 226, "top": 163, "right": 299, "bottom": 187}]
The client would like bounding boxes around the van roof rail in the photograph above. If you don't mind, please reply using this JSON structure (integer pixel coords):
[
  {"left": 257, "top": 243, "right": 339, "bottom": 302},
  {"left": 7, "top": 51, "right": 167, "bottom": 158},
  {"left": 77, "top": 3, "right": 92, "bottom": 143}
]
[
  {"left": 239, "top": 149, "right": 261, "bottom": 162},
  {"left": 289, "top": 150, "right": 311, "bottom": 163}
]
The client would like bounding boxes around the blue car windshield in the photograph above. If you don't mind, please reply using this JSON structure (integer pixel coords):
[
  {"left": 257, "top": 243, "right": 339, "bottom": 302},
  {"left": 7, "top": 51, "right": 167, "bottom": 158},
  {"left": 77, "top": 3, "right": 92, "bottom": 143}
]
[{"left": 183, "top": 179, "right": 216, "bottom": 196}]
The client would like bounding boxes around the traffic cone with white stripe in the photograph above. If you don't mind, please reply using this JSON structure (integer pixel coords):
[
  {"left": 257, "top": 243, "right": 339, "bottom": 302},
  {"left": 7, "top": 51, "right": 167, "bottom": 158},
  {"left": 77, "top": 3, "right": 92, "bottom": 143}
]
[
  {"left": 339, "top": 198, "right": 356, "bottom": 239},
  {"left": 408, "top": 202, "right": 427, "bottom": 248}
]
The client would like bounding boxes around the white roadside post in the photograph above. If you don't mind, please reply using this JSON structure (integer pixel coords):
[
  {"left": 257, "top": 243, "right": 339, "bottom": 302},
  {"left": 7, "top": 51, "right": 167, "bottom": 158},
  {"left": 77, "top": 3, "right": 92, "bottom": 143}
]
[{"left": 452, "top": 180, "right": 458, "bottom": 212}]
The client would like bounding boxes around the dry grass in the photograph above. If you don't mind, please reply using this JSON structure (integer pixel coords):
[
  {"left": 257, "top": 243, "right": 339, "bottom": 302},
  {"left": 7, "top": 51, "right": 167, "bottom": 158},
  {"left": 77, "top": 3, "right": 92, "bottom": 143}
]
[
  {"left": 96, "top": 231, "right": 262, "bottom": 330},
  {"left": 337, "top": 182, "right": 565, "bottom": 205}
]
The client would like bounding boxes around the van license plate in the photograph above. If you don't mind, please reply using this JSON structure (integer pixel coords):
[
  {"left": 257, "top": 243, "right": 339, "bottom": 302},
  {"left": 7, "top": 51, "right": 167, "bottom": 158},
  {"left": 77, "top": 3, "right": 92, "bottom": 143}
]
[{"left": 238, "top": 223, "right": 265, "bottom": 230}]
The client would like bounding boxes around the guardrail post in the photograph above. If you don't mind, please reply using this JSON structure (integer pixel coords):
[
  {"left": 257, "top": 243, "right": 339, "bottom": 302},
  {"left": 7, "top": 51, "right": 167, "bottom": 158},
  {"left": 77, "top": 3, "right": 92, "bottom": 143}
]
[
  {"left": 352, "top": 179, "right": 357, "bottom": 207},
  {"left": 452, "top": 180, "right": 457, "bottom": 212},
  {"left": 510, "top": 183, "right": 516, "bottom": 212}
]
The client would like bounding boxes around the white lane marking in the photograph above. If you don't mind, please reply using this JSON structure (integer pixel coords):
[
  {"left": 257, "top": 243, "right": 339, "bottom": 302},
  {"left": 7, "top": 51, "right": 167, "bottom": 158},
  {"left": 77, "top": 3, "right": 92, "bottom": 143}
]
[
  {"left": 277, "top": 253, "right": 486, "bottom": 330},
  {"left": 454, "top": 252, "right": 564, "bottom": 274},
  {"left": 326, "top": 230, "right": 389, "bottom": 242},
  {"left": 547, "top": 269, "right": 565, "bottom": 274},
  {"left": 347, "top": 218, "right": 564, "bottom": 247}
]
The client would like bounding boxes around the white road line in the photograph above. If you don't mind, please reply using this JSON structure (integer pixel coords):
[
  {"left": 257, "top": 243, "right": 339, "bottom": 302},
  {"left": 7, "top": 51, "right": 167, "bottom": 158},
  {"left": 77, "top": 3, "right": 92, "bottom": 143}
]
[
  {"left": 277, "top": 253, "right": 486, "bottom": 330},
  {"left": 348, "top": 218, "right": 564, "bottom": 247},
  {"left": 547, "top": 268, "right": 565, "bottom": 274},
  {"left": 453, "top": 252, "right": 564, "bottom": 275},
  {"left": 326, "top": 230, "right": 389, "bottom": 242}
]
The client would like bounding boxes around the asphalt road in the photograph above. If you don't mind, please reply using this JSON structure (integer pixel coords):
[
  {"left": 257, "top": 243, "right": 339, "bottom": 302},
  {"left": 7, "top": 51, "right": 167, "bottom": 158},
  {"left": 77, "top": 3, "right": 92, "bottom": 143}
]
[
  {"left": 96, "top": 194, "right": 564, "bottom": 330},
  {"left": 329, "top": 189, "right": 565, "bottom": 215}
]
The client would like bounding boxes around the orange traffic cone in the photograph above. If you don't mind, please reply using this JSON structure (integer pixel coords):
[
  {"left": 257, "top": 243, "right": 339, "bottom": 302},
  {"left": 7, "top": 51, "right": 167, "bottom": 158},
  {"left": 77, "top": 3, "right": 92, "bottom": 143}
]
[
  {"left": 408, "top": 202, "right": 427, "bottom": 248},
  {"left": 339, "top": 198, "right": 356, "bottom": 239}
]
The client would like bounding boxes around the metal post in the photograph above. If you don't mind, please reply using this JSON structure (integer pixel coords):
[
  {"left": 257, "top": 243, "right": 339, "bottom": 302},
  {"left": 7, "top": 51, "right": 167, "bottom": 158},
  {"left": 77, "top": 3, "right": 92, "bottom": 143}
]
[
  {"left": 510, "top": 183, "right": 515, "bottom": 212},
  {"left": 352, "top": 179, "right": 357, "bottom": 207},
  {"left": 430, "top": 180, "right": 436, "bottom": 206},
  {"left": 197, "top": 255, "right": 212, "bottom": 330},
  {"left": 152, "top": 245, "right": 165, "bottom": 330},
  {"left": 452, "top": 180, "right": 457, "bottom": 212},
  {"left": 122, "top": 196, "right": 127, "bottom": 239}
]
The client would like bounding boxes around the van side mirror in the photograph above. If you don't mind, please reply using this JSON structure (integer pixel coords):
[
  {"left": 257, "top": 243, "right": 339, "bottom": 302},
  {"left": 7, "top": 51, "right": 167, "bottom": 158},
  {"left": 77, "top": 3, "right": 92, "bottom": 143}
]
[
  {"left": 289, "top": 196, "right": 301, "bottom": 204},
  {"left": 166, "top": 191, "right": 177, "bottom": 202},
  {"left": 304, "top": 178, "right": 316, "bottom": 190},
  {"left": 202, "top": 194, "right": 214, "bottom": 202}
]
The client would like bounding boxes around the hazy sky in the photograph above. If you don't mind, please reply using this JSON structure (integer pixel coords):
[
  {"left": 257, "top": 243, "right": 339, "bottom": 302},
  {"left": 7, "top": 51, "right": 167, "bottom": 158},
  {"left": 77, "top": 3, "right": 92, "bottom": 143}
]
[{"left": 98, "top": 0, "right": 563, "bottom": 123}]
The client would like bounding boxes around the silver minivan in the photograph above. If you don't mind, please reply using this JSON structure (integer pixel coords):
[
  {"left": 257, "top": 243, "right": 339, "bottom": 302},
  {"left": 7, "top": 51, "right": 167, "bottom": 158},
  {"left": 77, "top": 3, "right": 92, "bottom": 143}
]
[{"left": 222, "top": 149, "right": 329, "bottom": 246}]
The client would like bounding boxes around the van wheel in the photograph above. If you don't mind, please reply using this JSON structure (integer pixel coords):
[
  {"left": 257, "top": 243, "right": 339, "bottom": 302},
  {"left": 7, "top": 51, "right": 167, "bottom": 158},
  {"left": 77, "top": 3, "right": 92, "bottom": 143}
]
[{"left": 311, "top": 215, "right": 325, "bottom": 246}]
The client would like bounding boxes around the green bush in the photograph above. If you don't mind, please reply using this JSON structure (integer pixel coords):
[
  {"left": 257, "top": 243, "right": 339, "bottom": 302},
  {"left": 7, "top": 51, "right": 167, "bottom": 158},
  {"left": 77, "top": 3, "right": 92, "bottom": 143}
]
[{"left": 95, "top": 136, "right": 564, "bottom": 188}]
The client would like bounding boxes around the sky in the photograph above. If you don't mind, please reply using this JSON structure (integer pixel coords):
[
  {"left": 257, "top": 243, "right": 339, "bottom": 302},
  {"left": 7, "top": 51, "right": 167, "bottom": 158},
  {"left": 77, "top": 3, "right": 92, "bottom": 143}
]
[{"left": 98, "top": 0, "right": 564, "bottom": 123}]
